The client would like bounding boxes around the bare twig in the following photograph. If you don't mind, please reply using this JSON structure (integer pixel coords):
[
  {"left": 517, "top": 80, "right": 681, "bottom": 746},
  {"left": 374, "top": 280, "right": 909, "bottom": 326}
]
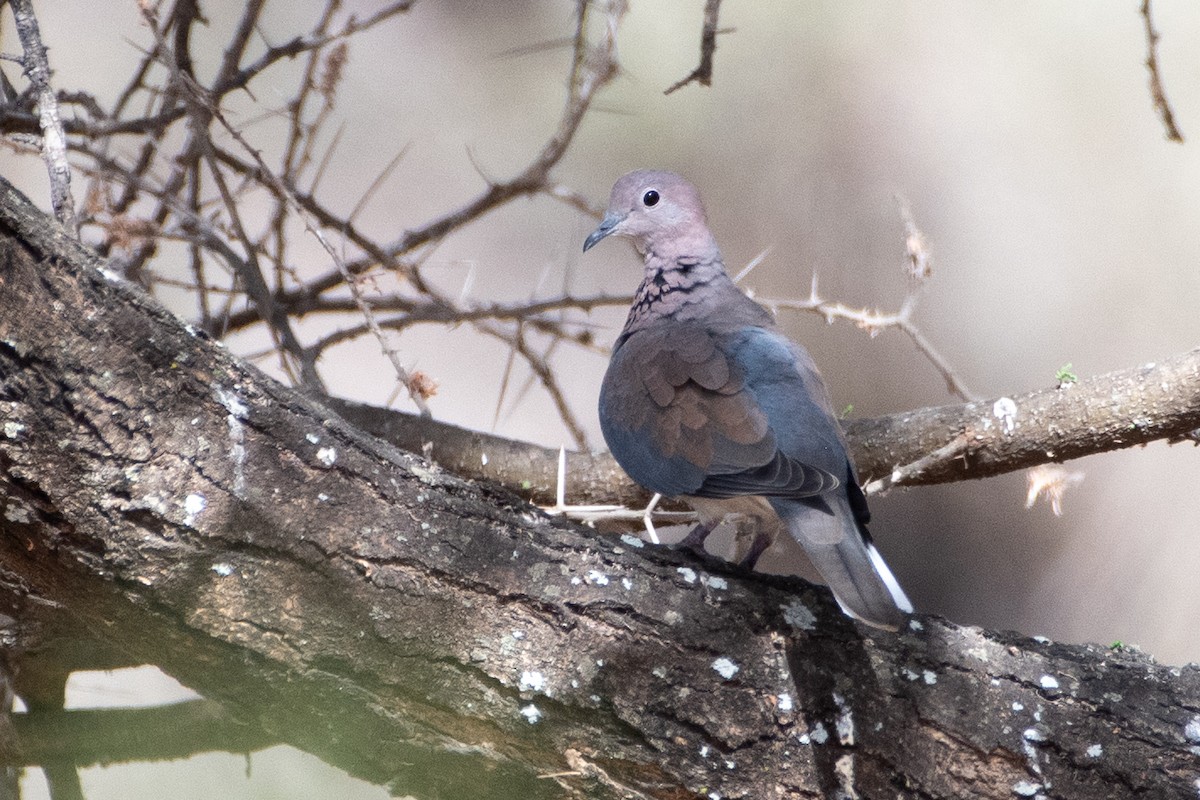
[
  {"left": 1140, "top": 0, "right": 1184, "bottom": 143},
  {"left": 664, "top": 0, "right": 726, "bottom": 95},
  {"left": 10, "top": 0, "right": 79, "bottom": 236},
  {"left": 762, "top": 276, "right": 977, "bottom": 402}
]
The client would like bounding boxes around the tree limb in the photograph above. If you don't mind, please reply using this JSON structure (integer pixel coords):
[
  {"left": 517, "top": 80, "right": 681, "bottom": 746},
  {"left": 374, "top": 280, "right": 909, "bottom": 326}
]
[{"left": 2, "top": 173, "right": 1199, "bottom": 799}]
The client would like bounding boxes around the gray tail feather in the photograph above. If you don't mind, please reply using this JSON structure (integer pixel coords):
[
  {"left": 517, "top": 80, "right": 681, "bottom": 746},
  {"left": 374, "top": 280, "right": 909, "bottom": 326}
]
[{"left": 770, "top": 495, "right": 912, "bottom": 630}]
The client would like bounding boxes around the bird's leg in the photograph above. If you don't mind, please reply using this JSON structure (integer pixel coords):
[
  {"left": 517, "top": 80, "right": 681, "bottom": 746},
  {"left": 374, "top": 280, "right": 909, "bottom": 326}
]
[
  {"left": 730, "top": 514, "right": 774, "bottom": 570},
  {"left": 734, "top": 530, "right": 773, "bottom": 570},
  {"left": 676, "top": 519, "right": 716, "bottom": 555}
]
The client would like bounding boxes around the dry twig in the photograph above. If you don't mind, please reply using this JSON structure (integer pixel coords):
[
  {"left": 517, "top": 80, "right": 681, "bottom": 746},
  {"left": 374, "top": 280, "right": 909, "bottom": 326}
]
[
  {"left": 9, "top": 0, "right": 79, "bottom": 235},
  {"left": 1140, "top": 0, "right": 1184, "bottom": 143}
]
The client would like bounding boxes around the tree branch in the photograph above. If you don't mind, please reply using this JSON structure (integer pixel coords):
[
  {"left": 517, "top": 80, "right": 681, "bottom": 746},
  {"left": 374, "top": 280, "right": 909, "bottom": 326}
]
[
  {"left": 664, "top": 0, "right": 725, "bottom": 95},
  {"left": 4, "top": 173, "right": 1200, "bottom": 798},
  {"left": 1140, "top": 0, "right": 1184, "bottom": 143},
  {"left": 9, "top": 0, "right": 79, "bottom": 235},
  {"left": 322, "top": 346, "right": 1200, "bottom": 510}
]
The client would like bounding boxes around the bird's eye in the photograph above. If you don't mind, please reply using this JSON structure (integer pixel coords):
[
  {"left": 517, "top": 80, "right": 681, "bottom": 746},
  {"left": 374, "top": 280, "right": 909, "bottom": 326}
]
[{"left": 642, "top": 190, "right": 660, "bottom": 207}]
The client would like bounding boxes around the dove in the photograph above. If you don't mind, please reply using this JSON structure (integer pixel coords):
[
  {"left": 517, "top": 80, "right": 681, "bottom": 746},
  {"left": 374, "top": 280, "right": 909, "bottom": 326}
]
[{"left": 585, "top": 169, "right": 911, "bottom": 629}]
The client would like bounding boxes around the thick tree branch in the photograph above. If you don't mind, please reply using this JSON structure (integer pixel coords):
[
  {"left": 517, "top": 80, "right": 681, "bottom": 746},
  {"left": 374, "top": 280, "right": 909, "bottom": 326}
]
[{"left": 2, "top": 174, "right": 1199, "bottom": 799}]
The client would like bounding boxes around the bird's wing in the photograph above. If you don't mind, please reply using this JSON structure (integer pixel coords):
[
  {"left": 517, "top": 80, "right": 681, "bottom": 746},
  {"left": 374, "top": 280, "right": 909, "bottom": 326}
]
[{"left": 599, "top": 320, "right": 841, "bottom": 499}]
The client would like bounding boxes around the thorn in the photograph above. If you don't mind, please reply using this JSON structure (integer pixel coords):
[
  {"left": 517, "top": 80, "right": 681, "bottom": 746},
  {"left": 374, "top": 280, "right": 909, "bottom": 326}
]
[
  {"left": 733, "top": 246, "right": 771, "bottom": 284},
  {"left": 642, "top": 493, "right": 662, "bottom": 544},
  {"left": 556, "top": 445, "right": 567, "bottom": 509}
]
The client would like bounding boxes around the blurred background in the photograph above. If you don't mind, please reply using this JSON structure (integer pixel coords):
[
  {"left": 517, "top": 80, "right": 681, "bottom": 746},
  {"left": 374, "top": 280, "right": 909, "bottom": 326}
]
[{"left": 6, "top": 0, "right": 1200, "bottom": 794}]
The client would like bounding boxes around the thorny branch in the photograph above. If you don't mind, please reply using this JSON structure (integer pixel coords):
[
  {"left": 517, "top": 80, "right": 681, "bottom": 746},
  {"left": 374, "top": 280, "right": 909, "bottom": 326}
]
[
  {"left": 0, "top": 0, "right": 1136, "bottom": 502},
  {"left": 664, "top": 0, "right": 726, "bottom": 95},
  {"left": 0, "top": 0, "right": 629, "bottom": 428},
  {"left": 0, "top": 0, "right": 967, "bottom": 447},
  {"left": 8, "top": 0, "right": 79, "bottom": 235},
  {"left": 1140, "top": 0, "right": 1184, "bottom": 143}
]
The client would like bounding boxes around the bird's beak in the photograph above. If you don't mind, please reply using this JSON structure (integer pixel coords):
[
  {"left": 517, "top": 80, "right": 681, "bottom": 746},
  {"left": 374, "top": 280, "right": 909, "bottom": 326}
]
[{"left": 583, "top": 212, "right": 625, "bottom": 252}]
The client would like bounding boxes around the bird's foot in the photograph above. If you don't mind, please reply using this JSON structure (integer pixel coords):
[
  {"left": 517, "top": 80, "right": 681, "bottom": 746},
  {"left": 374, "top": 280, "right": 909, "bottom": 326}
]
[{"left": 675, "top": 520, "right": 715, "bottom": 555}]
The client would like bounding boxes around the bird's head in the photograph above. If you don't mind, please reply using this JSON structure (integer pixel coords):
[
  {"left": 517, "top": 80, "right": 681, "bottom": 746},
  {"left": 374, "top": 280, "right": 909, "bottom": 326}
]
[{"left": 583, "top": 170, "right": 717, "bottom": 259}]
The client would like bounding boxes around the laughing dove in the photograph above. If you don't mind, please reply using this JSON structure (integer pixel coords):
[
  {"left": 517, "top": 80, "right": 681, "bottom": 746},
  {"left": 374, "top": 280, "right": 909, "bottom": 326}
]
[{"left": 584, "top": 169, "right": 912, "bottom": 629}]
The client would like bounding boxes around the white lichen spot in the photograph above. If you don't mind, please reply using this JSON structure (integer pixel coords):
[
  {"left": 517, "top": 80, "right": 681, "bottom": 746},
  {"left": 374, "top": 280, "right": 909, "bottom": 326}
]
[
  {"left": 4, "top": 504, "right": 30, "bottom": 524},
  {"left": 676, "top": 566, "right": 698, "bottom": 584},
  {"left": 781, "top": 599, "right": 816, "bottom": 631},
  {"left": 3, "top": 421, "right": 26, "bottom": 439},
  {"left": 317, "top": 493, "right": 329, "bottom": 502},
  {"left": 585, "top": 570, "right": 609, "bottom": 586},
  {"left": 908, "top": 619, "right": 924, "bottom": 632},
  {"left": 216, "top": 386, "right": 249, "bottom": 419},
  {"left": 922, "top": 670, "right": 937, "bottom": 685},
  {"left": 701, "top": 574, "right": 728, "bottom": 590},
  {"left": 902, "top": 668, "right": 920, "bottom": 682},
  {"left": 619, "top": 534, "right": 644, "bottom": 549},
  {"left": 211, "top": 562, "right": 234, "bottom": 577},
  {"left": 663, "top": 610, "right": 682, "bottom": 625},
  {"left": 1012, "top": 702, "right": 1025, "bottom": 712},
  {"left": 699, "top": 744, "right": 710, "bottom": 758},
  {"left": 480, "top": 452, "right": 489, "bottom": 466},
  {"left": 519, "top": 703, "right": 542, "bottom": 724},
  {"left": 1086, "top": 743, "right": 1103, "bottom": 759},
  {"left": 570, "top": 576, "right": 582, "bottom": 585},
  {"left": 1039, "top": 675, "right": 1060, "bottom": 691},
  {"left": 305, "top": 433, "right": 320, "bottom": 444},
  {"left": 1023, "top": 727, "right": 1047, "bottom": 743},
  {"left": 797, "top": 733, "right": 811, "bottom": 745},
  {"left": 652, "top": 667, "right": 668, "bottom": 679},
  {"left": 834, "top": 753, "right": 859, "bottom": 800},
  {"left": 621, "top": 577, "right": 633, "bottom": 591},
  {"left": 316, "top": 446, "right": 337, "bottom": 467},
  {"left": 1012, "top": 780, "right": 1041, "bottom": 797},
  {"left": 993, "top": 396, "right": 1018, "bottom": 433},
  {"left": 708, "top": 793, "right": 722, "bottom": 800},
  {"left": 833, "top": 692, "right": 855, "bottom": 745},
  {"left": 510, "top": 630, "right": 526, "bottom": 641},
  {"left": 183, "top": 493, "right": 206, "bottom": 526},
  {"left": 777, "top": 693, "right": 794, "bottom": 713},
  {"left": 518, "top": 670, "right": 546, "bottom": 693},
  {"left": 968, "top": 645, "right": 990, "bottom": 662},
  {"left": 711, "top": 657, "right": 740, "bottom": 680},
  {"left": 1033, "top": 635, "right": 1051, "bottom": 644},
  {"left": 214, "top": 387, "right": 248, "bottom": 494},
  {"left": 1185, "top": 715, "right": 1200, "bottom": 743},
  {"left": 141, "top": 493, "right": 169, "bottom": 515},
  {"left": 809, "top": 722, "right": 829, "bottom": 745}
]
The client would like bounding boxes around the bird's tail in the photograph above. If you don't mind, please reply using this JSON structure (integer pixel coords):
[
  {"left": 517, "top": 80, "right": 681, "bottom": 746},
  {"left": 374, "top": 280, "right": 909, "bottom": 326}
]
[{"left": 770, "top": 495, "right": 912, "bottom": 630}]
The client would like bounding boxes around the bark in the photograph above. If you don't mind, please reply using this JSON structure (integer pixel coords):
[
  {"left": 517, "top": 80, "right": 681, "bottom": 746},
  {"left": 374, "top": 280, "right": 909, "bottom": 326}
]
[
  {"left": 1, "top": 176, "right": 1199, "bottom": 799},
  {"left": 326, "top": 352, "right": 1200, "bottom": 507}
]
